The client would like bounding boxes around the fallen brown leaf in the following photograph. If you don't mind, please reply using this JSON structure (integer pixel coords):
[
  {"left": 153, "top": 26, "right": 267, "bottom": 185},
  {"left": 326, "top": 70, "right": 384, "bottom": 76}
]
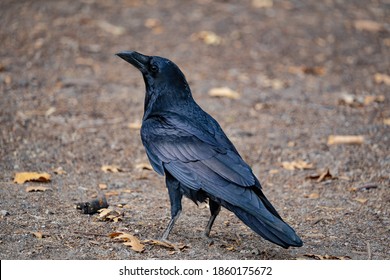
[
  {"left": 252, "top": 0, "right": 273, "bottom": 8},
  {"left": 306, "top": 192, "right": 320, "bottom": 199},
  {"left": 261, "top": 76, "right": 286, "bottom": 90},
  {"left": 364, "top": 95, "right": 385, "bottom": 105},
  {"left": 306, "top": 168, "right": 336, "bottom": 182},
  {"left": 31, "top": 231, "right": 49, "bottom": 239},
  {"left": 287, "top": 141, "right": 295, "bottom": 147},
  {"left": 128, "top": 121, "right": 142, "bottom": 130},
  {"left": 14, "top": 172, "right": 51, "bottom": 184},
  {"left": 338, "top": 93, "right": 363, "bottom": 107},
  {"left": 98, "top": 208, "right": 123, "bottom": 222},
  {"left": 104, "top": 190, "right": 120, "bottom": 197},
  {"left": 32, "top": 231, "right": 43, "bottom": 239},
  {"left": 354, "top": 198, "right": 368, "bottom": 204},
  {"left": 25, "top": 186, "right": 52, "bottom": 192},
  {"left": 191, "top": 31, "right": 222, "bottom": 45},
  {"left": 327, "top": 135, "right": 365, "bottom": 145},
  {"left": 354, "top": 20, "right": 384, "bottom": 32},
  {"left": 109, "top": 232, "right": 144, "bottom": 252},
  {"left": 135, "top": 163, "right": 153, "bottom": 170},
  {"left": 98, "top": 183, "right": 107, "bottom": 190},
  {"left": 226, "top": 245, "right": 235, "bottom": 251},
  {"left": 96, "top": 20, "right": 125, "bottom": 35},
  {"left": 45, "top": 107, "right": 56, "bottom": 117},
  {"left": 374, "top": 73, "right": 390, "bottom": 85},
  {"left": 144, "top": 239, "right": 175, "bottom": 249},
  {"left": 208, "top": 87, "right": 240, "bottom": 99},
  {"left": 282, "top": 160, "right": 314, "bottom": 170},
  {"left": 144, "top": 18, "right": 163, "bottom": 34},
  {"left": 52, "top": 167, "right": 66, "bottom": 175},
  {"left": 384, "top": 119, "right": 390, "bottom": 125},
  {"left": 101, "top": 165, "right": 122, "bottom": 173},
  {"left": 338, "top": 93, "right": 384, "bottom": 107}
]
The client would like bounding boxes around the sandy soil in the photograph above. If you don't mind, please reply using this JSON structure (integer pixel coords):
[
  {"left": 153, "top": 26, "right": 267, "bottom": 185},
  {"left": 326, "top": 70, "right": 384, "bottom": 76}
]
[{"left": 0, "top": 0, "right": 389, "bottom": 259}]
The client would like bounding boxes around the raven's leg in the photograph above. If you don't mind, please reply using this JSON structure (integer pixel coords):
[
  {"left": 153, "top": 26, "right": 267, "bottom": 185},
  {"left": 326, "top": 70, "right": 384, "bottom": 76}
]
[
  {"left": 204, "top": 199, "right": 221, "bottom": 237},
  {"left": 161, "top": 173, "right": 183, "bottom": 240}
]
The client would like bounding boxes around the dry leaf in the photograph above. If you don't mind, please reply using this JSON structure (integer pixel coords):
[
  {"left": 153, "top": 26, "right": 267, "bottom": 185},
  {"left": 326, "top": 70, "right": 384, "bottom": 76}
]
[
  {"left": 98, "top": 208, "right": 123, "bottom": 222},
  {"left": 383, "top": 118, "right": 390, "bottom": 125},
  {"left": 32, "top": 232, "right": 44, "bottom": 239},
  {"left": 374, "top": 73, "right": 390, "bottom": 85},
  {"left": 25, "top": 186, "right": 51, "bottom": 192},
  {"left": 144, "top": 18, "right": 163, "bottom": 34},
  {"left": 287, "top": 141, "right": 295, "bottom": 147},
  {"left": 109, "top": 232, "right": 144, "bottom": 252},
  {"left": 14, "top": 172, "right": 51, "bottom": 184},
  {"left": 282, "top": 160, "right": 314, "bottom": 170},
  {"left": 306, "top": 168, "right": 336, "bottom": 182},
  {"left": 252, "top": 0, "right": 273, "bottom": 8},
  {"left": 338, "top": 93, "right": 384, "bottom": 107},
  {"left": 338, "top": 93, "right": 364, "bottom": 107},
  {"left": 305, "top": 192, "right": 320, "bottom": 199},
  {"left": 209, "top": 87, "right": 240, "bottom": 99},
  {"left": 226, "top": 245, "right": 235, "bottom": 251},
  {"left": 254, "top": 102, "right": 266, "bottom": 111},
  {"left": 98, "top": 183, "right": 107, "bottom": 190},
  {"left": 96, "top": 20, "right": 125, "bottom": 35},
  {"left": 32, "top": 231, "right": 49, "bottom": 239},
  {"left": 327, "top": 135, "right": 365, "bottom": 145},
  {"left": 101, "top": 165, "right": 122, "bottom": 173},
  {"left": 354, "top": 20, "right": 384, "bottom": 32},
  {"left": 144, "top": 239, "right": 188, "bottom": 251},
  {"left": 98, "top": 208, "right": 112, "bottom": 218},
  {"left": 45, "top": 107, "right": 56, "bottom": 117},
  {"left": 128, "top": 121, "right": 142, "bottom": 129},
  {"left": 135, "top": 163, "right": 153, "bottom": 170},
  {"left": 53, "top": 167, "right": 66, "bottom": 175},
  {"left": 364, "top": 95, "right": 385, "bottom": 105},
  {"left": 269, "top": 169, "right": 279, "bottom": 174},
  {"left": 144, "top": 239, "right": 175, "bottom": 249},
  {"left": 192, "top": 31, "right": 222, "bottom": 45},
  {"left": 104, "top": 190, "right": 120, "bottom": 197},
  {"left": 261, "top": 76, "right": 286, "bottom": 90},
  {"left": 354, "top": 198, "right": 368, "bottom": 204}
]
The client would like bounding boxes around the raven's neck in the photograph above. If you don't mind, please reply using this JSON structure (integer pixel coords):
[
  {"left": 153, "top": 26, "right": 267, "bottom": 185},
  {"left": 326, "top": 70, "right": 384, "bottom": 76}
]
[{"left": 142, "top": 86, "right": 196, "bottom": 121}]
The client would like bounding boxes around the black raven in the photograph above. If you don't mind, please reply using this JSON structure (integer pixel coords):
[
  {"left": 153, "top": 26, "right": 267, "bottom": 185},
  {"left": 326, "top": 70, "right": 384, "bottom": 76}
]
[{"left": 116, "top": 51, "right": 303, "bottom": 248}]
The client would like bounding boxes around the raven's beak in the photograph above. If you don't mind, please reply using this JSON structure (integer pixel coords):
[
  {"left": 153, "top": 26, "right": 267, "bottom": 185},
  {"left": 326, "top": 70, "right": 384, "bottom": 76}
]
[{"left": 116, "top": 51, "right": 150, "bottom": 71}]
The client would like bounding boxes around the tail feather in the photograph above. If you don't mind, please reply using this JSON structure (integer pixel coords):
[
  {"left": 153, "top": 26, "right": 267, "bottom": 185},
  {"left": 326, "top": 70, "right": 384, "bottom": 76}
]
[{"left": 224, "top": 202, "right": 303, "bottom": 248}]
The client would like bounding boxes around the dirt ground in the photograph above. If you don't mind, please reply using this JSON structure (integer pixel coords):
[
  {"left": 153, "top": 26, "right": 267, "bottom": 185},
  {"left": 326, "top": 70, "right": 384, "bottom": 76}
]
[{"left": 0, "top": 0, "right": 389, "bottom": 260}]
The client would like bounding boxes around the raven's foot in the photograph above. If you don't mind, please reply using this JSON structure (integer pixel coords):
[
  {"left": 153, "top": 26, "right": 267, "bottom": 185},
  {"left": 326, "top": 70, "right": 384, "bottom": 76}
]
[{"left": 202, "top": 231, "right": 215, "bottom": 246}]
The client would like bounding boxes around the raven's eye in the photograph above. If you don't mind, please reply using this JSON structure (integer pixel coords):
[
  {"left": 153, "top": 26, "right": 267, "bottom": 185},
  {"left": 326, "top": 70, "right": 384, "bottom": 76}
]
[{"left": 150, "top": 64, "right": 159, "bottom": 73}]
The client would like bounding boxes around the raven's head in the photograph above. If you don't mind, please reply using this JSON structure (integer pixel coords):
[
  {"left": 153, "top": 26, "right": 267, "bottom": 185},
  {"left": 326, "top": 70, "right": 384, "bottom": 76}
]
[
  {"left": 116, "top": 51, "right": 189, "bottom": 94},
  {"left": 116, "top": 51, "right": 192, "bottom": 116}
]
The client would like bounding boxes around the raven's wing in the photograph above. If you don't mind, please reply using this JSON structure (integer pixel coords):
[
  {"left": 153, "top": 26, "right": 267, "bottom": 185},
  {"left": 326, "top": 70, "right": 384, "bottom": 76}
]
[
  {"left": 141, "top": 112, "right": 256, "bottom": 187},
  {"left": 141, "top": 113, "right": 304, "bottom": 248}
]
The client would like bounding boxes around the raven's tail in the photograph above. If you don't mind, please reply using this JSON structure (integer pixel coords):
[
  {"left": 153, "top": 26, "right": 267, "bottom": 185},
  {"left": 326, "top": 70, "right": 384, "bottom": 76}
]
[
  {"left": 223, "top": 189, "right": 303, "bottom": 248},
  {"left": 230, "top": 205, "right": 303, "bottom": 248}
]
